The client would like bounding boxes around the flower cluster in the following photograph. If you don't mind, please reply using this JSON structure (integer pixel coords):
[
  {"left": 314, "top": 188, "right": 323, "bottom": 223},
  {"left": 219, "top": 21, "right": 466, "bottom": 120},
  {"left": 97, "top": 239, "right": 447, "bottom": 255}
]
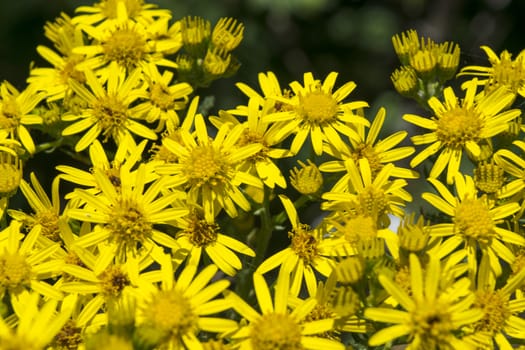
[{"left": 2, "top": 1, "right": 525, "bottom": 349}]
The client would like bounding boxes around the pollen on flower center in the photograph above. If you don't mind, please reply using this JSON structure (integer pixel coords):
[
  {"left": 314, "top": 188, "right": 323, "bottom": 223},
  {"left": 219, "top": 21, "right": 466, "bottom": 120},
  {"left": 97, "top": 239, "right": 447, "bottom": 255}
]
[
  {"left": 298, "top": 90, "right": 338, "bottom": 124},
  {"left": 183, "top": 211, "right": 219, "bottom": 247},
  {"left": 102, "top": 26, "right": 147, "bottom": 68},
  {"left": 435, "top": 107, "right": 483, "bottom": 146},
  {"left": 0, "top": 98, "right": 21, "bottom": 130},
  {"left": 184, "top": 145, "right": 228, "bottom": 187},
  {"left": 356, "top": 186, "right": 387, "bottom": 217},
  {"left": 352, "top": 144, "right": 383, "bottom": 175},
  {"left": 410, "top": 301, "right": 453, "bottom": 341},
  {"left": 473, "top": 290, "right": 510, "bottom": 334},
  {"left": 53, "top": 320, "right": 83, "bottom": 350},
  {"left": 142, "top": 289, "right": 197, "bottom": 339},
  {"left": 0, "top": 252, "right": 32, "bottom": 293},
  {"left": 107, "top": 198, "right": 152, "bottom": 256},
  {"left": 92, "top": 95, "right": 129, "bottom": 141},
  {"left": 238, "top": 130, "right": 268, "bottom": 160},
  {"left": 33, "top": 210, "right": 61, "bottom": 242},
  {"left": 454, "top": 197, "right": 495, "bottom": 244},
  {"left": 250, "top": 312, "right": 303, "bottom": 350},
  {"left": 150, "top": 83, "right": 176, "bottom": 110},
  {"left": 98, "top": 265, "right": 130, "bottom": 297},
  {"left": 290, "top": 224, "right": 318, "bottom": 265}
]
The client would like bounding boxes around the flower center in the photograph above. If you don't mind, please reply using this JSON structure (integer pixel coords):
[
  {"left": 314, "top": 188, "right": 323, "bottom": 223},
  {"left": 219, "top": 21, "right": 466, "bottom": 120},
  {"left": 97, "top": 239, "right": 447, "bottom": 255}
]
[
  {"left": 473, "top": 290, "right": 510, "bottom": 334},
  {"left": 92, "top": 94, "right": 129, "bottom": 142},
  {"left": 183, "top": 211, "right": 219, "bottom": 247},
  {"left": 53, "top": 320, "right": 83, "bottom": 350},
  {"left": 0, "top": 252, "right": 32, "bottom": 293},
  {"left": 303, "top": 304, "right": 339, "bottom": 340},
  {"left": 289, "top": 224, "right": 318, "bottom": 265},
  {"left": 33, "top": 210, "right": 61, "bottom": 242},
  {"left": 0, "top": 152, "right": 23, "bottom": 196},
  {"left": 184, "top": 144, "right": 228, "bottom": 187},
  {"left": 356, "top": 186, "right": 387, "bottom": 218},
  {"left": 352, "top": 144, "right": 383, "bottom": 176},
  {"left": 290, "top": 159, "right": 323, "bottom": 195},
  {"left": 250, "top": 313, "right": 303, "bottom": 350},
  {"left": 454, "top": 196, "right": 495, "bottom": 245},
  {"left": 237, "top": 130, "right": 268, "bottom": 161},
  {"left": 61, "top": 55, "right": 86, "bottom": 85},
  {"left": 149, "top": 83, "right": 177, "bottom": 111},
  {"left": 0, "top": 98, "right": 21, "bottom": 130},
  {"left": 298, "top": 90, "right": 338, "bottom": 124},
  {"left": 337, "top": 214, "right": 378, "bottom": 244},
  {"left": 102, "top": 25, "right": 147, "bottom": 68},
  {"left": 435, "top": 107, "right": 483, "bottom": 146},
  {"left": 142, "top": 289, "right": 197, "bottom": 339},
  {"left": 98, "top": 265, "right": 130, "bottom": 297},
  {"left": 410, "top": 301, "right": 453, "bottom": 344},
  {"left": 489, "top": 51, "right": 525, "bottom": 94},
  {"left": 107, "top": 198, "right": 152, "bottom": 258}
]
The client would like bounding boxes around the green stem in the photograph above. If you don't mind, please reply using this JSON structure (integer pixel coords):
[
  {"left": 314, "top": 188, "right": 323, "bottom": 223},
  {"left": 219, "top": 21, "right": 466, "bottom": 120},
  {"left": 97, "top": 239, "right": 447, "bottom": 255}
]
[{"left": 253, "top": 186, "right": 273, "bottom": 268}]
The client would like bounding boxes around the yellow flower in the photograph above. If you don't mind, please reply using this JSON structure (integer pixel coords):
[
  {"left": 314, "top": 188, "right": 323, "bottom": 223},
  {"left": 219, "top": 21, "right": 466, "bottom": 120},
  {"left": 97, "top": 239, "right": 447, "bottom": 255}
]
[
  {"left": 0, "top": 81, "right": 44, "bottom": 154},
  {"left": 458, "top": 45, "right": 525, "bottom": 98},
  {"left": 321, "top": 107, "right": 418, "bottom": 180},
  {"left": 364, "top": 254, "right": 483, "bottom": 349},
  {"left": 65, "top": 163, "right": 187, "bottom": 260},
  {"left": 0, "top": 221, "right": 63, "bottom": 300},
  {"left": 227, "top": 270, "right": 345, "bottom": 350},
  {"left": 135, "top": 259, "right": 238, "bottom": 349},
  {"left": 0, "top": 292, "right": 72, "bottom": 349},
  {"left": 235, "top": 71, "right": 292, "bottom": 112},
  {"left": 264, "top": 72, "right": 369, "bottom": 155},
  {"left": 290, "top": 159, "right": 324, "bottom": 195},
  {"left": 156, "top": 114, "right": 263, "bottom": 221},
  {"left": 174, "top": 207, "right": 255, "bottom": 277},
  {"left": 257, "top": 195, "right": 352, "bottom": 296},
  {"left": 493, "top": 140, "right": 525, "bottom": 199},
  {"left": 0, "top": 150, "right": 23, "bottom": 198},
  {"left": 404, "top": 80, "right": 520, "bottom": 184},
  {"left": 210, "top": 97, "right": 293, "bottom": 189},
  {"left": 62, "top": 63, "right": 157, "bottom": 151},
  {"left": 422, "top": 173, "right": 524, "bottom": 277}
]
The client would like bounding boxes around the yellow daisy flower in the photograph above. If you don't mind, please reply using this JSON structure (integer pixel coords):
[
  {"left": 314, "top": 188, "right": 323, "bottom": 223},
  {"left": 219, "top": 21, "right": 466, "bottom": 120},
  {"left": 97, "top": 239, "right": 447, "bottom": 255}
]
[
  {"left": 0, "top": 292, "right": 72, "bottom": 349},
  {"left": 0, "top": 81, "right": 44, "bottom": 154},
  {"left": 174, "top": 207, "right": 255, "bottom": 277},
  {"left": 134, "top": 64, "right": 193, "bottom": 133},
  {"left": 403, "top": 80, "right": 520, "bottom": 184},
  {"left": 465, "top": 255, "right": 525, "bottom": 349},
  {"left": 256, "top": 195, "right": 351, "bottom": 296},
  {"left": 264, "top": 71, "right": 370, "bottom": 156},
  {"left": 65, "top": 163, "right": 187, "bottom": 260},
  {"left": 134, "top": 258, "right": 238, "bottom": 349},
  {"left": 62, "top": 63, "right": 157, "bottom": 152},
  {"left": 156, "top": 114, "right": 263, "bottom": 221},
  {"left": 321, "top": 158, "right": 412, "bottom": 226},
  {"left": 422, "top": 173, "right": 525, "bottom": 277},
  {"left": 0, "top": 220, "right": 63, "bottom": 300},
  {"left": 364, "top": 254, "right": 483, "bottom": 349},
  {"left": 321, "top": 107, "right": 418, "bottom": 180},
  {"left": 210, "top": 97, "right": 293, "bottom": 189},
  {"left": 227, "top": 270, "right": 345, "bottom": 350},
  {"left": 458, "top": 45, "right": 525, "bottom": 98}
]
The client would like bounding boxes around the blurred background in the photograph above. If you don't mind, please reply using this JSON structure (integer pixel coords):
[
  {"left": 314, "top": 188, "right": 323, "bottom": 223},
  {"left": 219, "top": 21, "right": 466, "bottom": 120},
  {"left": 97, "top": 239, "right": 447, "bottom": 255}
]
[{"left": 1, "top": 0, "right": 524, "bottom": 217}]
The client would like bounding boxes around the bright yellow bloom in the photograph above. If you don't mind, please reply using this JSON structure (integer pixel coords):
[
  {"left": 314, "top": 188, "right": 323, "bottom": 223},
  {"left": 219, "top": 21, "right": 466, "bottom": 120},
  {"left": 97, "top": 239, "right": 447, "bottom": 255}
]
[
  {"left": 62, "top": 63, "right": 157, "bottom": 151},
  {"left": 321, "top": 107, "right": 418, "bottom": 180},
  {"left": 174, "top": 207, "right": 255, "bottom": 277},
  {"left": 65, "top": 163, "right": 187, "bottom": 260},
  {"left": 257, "top": 195, "right": 352, "bottom": 296},
  {"left": 263, "top": 72, "right": 369, "bottom": 155},
  {"left": 0, "top": 292, "right": 72, "bottom": 349},
  {"left": 156, "top": 114, "right": 263, "bottom": 221},
  {"left": 493, "top": 140, "right": 525, "bottom": 199},
  {"left": 423, "top": 173, "right": 524, "bottom": 277},
  {"left": 404, "top": 80, "right": 520, "bottom": 184},
  {"left": 235, "top": 71, "right": 292, "bottom": 111},
  {"left": 227, "top": 270, "right": 345, "bottom": 350},
  {"left": 365, "top": 254, "right": 483, "bottom": 349},
  {"left": 0, "top": 81, "right": 44, "bottom": 154},
  {"left": 458, "top": 45, "right": 525, "bottom": 98},
  {"left": 290, "top": 159, "right": 324, "bottom": 195}
]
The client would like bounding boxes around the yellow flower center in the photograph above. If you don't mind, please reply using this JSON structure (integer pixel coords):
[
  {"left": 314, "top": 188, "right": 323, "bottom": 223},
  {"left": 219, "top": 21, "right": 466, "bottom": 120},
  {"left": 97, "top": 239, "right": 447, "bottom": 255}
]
[
  {"left": 394, "top": 265, "right": 412, "bottom": 296},
  {"left": 0, "top": 252, "right": 32, "bottom": 293},
  {"left": 103, "top": 25, "right": 147, "bottom": 68},
  {"left": 149, "top": 83, "right": 177, "bottom": 111},
  {"left": 0, "top": 152, "right": 23, "bottom": 196},
  {"left": 32, "top": 210, "right": 61, "bottom": 242},
  {"left": 92, "top": 94, "right": 129, "bottom": 142},
  {"left": 303, "top": 303, "right": 339, "bottom": 340},
  {"left": 410, "top": 300, "right": 453, "bottom": 344},
  {"left": 290, "top": 159, "right": 323, "bottom": 195},
  {"left": 298, "top": 90, "right": 338, "bottom": 124},
  {"left": 142, "top": 289, "right": 197, "bottom": 339},
  {"left": 60, "top": 55, "right": 86, "bottom": 85},
  {"left": 352, "top": 144, "right": 383, "bottom": 176},
  {"left": 454, "top": 196, "right": 495, "bottom": 245},
  {"left": 488, "top": 51, "right": 525, "bottom": 94},
  {"left": 102, "top": 0, "right": 144, "bottom": 19},
  {"left": 356, "top": 186, "right": 387, "bottom": 218},
  {"left": 237, "top": 130, "right": 268, "bottom": 161},
  {"left": 332, "top": 213, "right": 377, "bottom": 244},
  {"left": 107, "top": 198, "right": 152, "bottom": 258},
  {"left": 473, "top": 290, "right": 510, "bottom": 334},
  {"left": 53, "top": 320, "right": 83, "bottom": 350},
  {"left": 435, "top": 107, "right": 483, "bottom": 146},
  {"left": 183, "top": 211, "right": 219, "bottom": 247},
  {"left": 98, "top": 265, "right": 130, "bottom": 297},
  {"left": 289, "top": 224, "right": 318, "bottom": 265},
  {"left": 184, "top": 144, "right": 228, "bottom": 187},
  {"left": 250, "top": 313, "right": 303, "bottom": 350},
  {"left": 0, "top": 98, "right": 21, "bottom": 130}
]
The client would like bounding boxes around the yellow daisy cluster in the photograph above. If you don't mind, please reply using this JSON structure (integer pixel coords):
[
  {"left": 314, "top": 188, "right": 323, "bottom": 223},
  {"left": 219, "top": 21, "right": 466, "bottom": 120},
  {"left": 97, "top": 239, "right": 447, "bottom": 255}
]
[{"left": 3, "top": 1, "right": 525, "bottom": 349}]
